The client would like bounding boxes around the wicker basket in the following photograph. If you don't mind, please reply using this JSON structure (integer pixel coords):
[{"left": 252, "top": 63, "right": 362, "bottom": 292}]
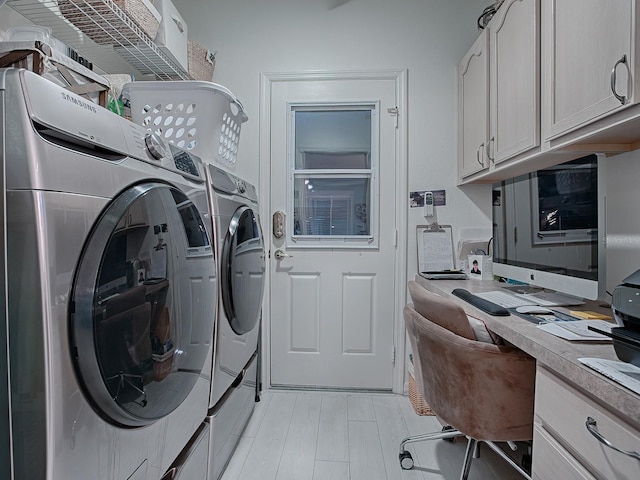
[
  {"left": 59, "top": 0, "right": 161, "bottom": 45},
  {"left": 187, "top": 40, "right": 215, "bottom": 81},
  {"left": 408, "top": 370, "right": 434, "bottom": 416}
]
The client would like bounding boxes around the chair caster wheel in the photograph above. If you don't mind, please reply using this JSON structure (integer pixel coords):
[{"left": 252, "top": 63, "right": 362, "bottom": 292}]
[
  {"left": 442, "top": 425, "right": 456, "bottom": 442},
  {"left": 399, "top": 451, "right": 414, "bottom": 470}
]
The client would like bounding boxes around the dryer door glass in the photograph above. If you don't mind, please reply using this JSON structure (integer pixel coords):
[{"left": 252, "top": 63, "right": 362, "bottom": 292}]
[
  {"left": 70, "top": 182, "right": 215, "bottom": 427},
  {"left": 221, "top": 206, "right": 266, "bottom": 335}
]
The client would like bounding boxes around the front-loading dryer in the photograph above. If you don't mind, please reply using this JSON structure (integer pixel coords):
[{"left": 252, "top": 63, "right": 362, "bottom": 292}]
[
  {"left": 0, "top": 68, "right": 216, "bottom": 479},
  {"left": 205, "top": 164, "right": 265, "bottom": 479}
]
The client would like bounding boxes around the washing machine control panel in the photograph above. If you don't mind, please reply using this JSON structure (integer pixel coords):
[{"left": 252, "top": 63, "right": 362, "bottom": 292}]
[
  {"left": 168, "top": 144, "right": 200, "bottom": 178},
  {"left": 137, "top": 131, "right": 201, "bottom": 180},
  {"left": 234, "top": 179, "right": 247, "bottom": 194},
  {"left": 144, "top": 133, "right": 168, "bottom": 160}
]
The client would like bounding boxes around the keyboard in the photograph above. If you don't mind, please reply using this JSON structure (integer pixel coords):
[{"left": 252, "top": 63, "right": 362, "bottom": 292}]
[
  {"left": 474, "top": 290, "right": 534, "bottom": 308},
  {"left": 474, "top": 290, "right": 586, "bottom": 308},
  {"left": 514, "top": 291, "right": 585, "bottom": 307},
  {"left": 451, "top": 288, "right": 510, "bottom": 316}
]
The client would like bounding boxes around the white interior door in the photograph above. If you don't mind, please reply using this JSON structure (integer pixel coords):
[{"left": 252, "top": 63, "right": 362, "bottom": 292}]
[{"left": 268, "top": 76, "right": 398, "bottom": 390}]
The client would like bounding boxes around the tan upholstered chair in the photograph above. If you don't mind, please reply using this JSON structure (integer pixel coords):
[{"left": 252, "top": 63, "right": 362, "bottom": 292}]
[{"left": 399, "top": 281, "right": 535, "bottom": 480}]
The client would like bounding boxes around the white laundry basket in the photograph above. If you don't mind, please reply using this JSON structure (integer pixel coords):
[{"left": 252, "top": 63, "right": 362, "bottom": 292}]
[{"left": 122, "top": 80, "right": 247, "bottom": 168}]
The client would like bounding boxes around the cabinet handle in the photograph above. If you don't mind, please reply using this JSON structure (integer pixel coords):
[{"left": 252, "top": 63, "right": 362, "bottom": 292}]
[
  {"left": 610, "top": 54, "right": 628, "bottom": 105},
  {"left": 486, "top": 137, "right": 495, "bottom": 163},
  {"left": 585, "top": 417, "right": 640, "bottom": 460},
  {"left": 476, "top": 143, "right": 485, "bottom": 167}
]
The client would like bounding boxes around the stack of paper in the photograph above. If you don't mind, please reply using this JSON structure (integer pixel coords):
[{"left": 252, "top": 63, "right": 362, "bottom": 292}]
[
  {"left": 537, "top": 320, "right": 613, "bottom": 341},
  {"left": 579, "top": 358, "right": 640, "bottom": 395},
  {"left": 569, "top": 310, "right": 612, "bottom": 320}
]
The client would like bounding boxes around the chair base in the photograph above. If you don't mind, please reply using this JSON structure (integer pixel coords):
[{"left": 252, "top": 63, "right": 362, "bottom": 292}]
[
  {"left": 399, "top": 427, "right": 532, "bottom": 480},
  {"left": 398, "top": 426, "right": 463, "bottom": 472}
]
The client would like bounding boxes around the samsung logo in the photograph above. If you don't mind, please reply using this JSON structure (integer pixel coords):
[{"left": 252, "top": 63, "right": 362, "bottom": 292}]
[{"left": 60, "top": 92, "right": 97, "bottom": 113}]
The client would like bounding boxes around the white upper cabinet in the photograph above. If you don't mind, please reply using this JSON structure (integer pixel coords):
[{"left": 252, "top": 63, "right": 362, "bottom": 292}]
[
  {"left": 489, "top": 0, "right": 540, "bottom": 164},
  {"left": 457, "top": 0, "right": 540, "bottom": 184},
  {"left": 458, "top": 30, "right": 490, "bottom": 179},
  {"left": 542, "top": 0, "right": 637, "bottom": 140}
]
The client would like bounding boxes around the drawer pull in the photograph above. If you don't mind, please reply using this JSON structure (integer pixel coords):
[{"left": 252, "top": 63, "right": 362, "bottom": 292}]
[{"left": 585, "top": 417, "right": 640, "bottom": 460}]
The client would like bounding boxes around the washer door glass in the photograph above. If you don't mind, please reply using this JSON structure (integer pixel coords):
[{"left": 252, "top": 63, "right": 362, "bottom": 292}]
[
  {"left": 221, "top": 206, "right": 265, "bottom": 335},
  {"left": 70, "top": 182, "right": 215, "bottom": 427}
]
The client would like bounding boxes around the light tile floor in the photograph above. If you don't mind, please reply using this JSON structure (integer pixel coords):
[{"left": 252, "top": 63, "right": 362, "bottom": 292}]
[{"left": 221, "top": 390, "right": 527, "bottom": 480}]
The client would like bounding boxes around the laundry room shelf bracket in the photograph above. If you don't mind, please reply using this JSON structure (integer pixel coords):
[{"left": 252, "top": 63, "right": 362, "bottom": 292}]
[{"left": 6, "top": 0, "right": 191, "bottom": 80}]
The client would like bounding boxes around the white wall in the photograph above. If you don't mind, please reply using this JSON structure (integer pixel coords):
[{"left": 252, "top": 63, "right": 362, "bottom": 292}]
[
  {"left": 606, "top": 149, "right": 640, "bottom": 293},
  {"left": 173, "top": 0, "right": 492, "bottom": 279},
  {"left": 6, "top": 0, "right": 637, "bottom": 292},
  {"left": 0, "top": 6, "right": 31, "bottom": 38},
  {"left": 0, "top": 0, "right": 491, "bottom": 279}
]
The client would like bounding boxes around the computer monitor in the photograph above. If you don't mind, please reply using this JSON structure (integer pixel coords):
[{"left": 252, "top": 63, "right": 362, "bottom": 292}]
[{"left": 492, "top": 154, "right": 606, "bottom": 300}]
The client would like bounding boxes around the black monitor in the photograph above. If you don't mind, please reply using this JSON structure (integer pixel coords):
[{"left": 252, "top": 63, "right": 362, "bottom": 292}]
[{"left": 492, "top": 154, "right": 606, "bottom": 300}]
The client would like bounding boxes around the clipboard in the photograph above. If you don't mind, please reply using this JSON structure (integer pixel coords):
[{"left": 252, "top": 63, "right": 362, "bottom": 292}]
[{"left": 416, "top": 224, "right": 456, "bottom": 273}]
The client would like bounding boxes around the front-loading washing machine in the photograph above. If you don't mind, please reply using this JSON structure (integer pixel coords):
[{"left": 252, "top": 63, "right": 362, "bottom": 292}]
[
  {"left": 205, "top": 164, "right": 265, "bottom": 479},
  {"left": 0, "top": 68, "right": 217, "bottom": 479}
]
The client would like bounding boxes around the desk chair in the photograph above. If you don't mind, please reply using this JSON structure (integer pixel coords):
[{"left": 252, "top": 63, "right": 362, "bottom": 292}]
[
  {"left": 98, "top": 286, "right": 153, "bottom": 407},
  {"left": 399, "top": 281, "right": 535, "bottom": 480}
]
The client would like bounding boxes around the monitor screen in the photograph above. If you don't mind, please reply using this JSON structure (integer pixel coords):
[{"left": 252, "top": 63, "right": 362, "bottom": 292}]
[{"left": 492, "top": 154, "right": 606, "bottom": 300}]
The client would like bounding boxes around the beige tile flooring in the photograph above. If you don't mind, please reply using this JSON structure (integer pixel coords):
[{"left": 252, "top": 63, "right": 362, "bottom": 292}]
[{"left": 220, "top": 390, "right": 526, "bottom": 480}]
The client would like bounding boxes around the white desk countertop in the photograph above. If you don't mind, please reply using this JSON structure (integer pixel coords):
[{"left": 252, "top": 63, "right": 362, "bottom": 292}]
[{"left": 414, "top": 276, "right": 640, "bottom": 429}]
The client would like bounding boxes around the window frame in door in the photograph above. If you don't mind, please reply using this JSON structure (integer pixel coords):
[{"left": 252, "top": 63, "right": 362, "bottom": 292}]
[{"left": 287, "top": 102, "right": 380, "bottom": 249}]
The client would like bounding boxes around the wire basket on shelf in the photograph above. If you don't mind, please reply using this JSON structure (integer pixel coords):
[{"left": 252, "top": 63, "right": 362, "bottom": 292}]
[{"left": 59, "top": 0, "right": 161, "bottom": 45}]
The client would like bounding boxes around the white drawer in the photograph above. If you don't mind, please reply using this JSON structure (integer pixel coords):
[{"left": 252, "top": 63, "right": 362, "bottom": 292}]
[
  {"left": 535, "top": 367, "right": 640, "bottom": 480},
  {"left": 532, "top": 425, "right": 597, "bottom": 480}
]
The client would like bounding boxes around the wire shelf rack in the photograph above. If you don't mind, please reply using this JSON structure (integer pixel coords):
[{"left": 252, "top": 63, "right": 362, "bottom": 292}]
[{"left": 6, "top": 0, "right": 191, "bottom": 80}]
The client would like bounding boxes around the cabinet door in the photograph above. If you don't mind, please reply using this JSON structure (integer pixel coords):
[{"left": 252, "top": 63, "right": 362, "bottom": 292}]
[
  {"left": 542, "top": 0, "right": 635, "bottom": 140},
  {"left": 535, "top": 367, "right": 640, "bottom": 480},
  {"left": 458, "top": 30, "right": 489, "bottom": 180},
  {"left": 532, "top": 425, "right": 598, "bottom": 480},
  {"left": 490, "top": 0, "right": 540, "bottom": 164}
]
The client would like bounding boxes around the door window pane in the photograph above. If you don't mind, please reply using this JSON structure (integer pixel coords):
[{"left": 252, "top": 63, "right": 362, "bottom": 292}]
[
  {"left": 294, "top": 110, "right": 371, "bottom": 169},
  {"left": 293, "top": 177, "right": 370, "bottom": 236},
  {"left": 291, "top": 107, "right": 376, "bottom": 245}
]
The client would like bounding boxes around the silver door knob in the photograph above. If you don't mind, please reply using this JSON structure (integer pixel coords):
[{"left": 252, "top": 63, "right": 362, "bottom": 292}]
[{"left": 274, "top": 249, "right": 292, "bottom": 260}]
